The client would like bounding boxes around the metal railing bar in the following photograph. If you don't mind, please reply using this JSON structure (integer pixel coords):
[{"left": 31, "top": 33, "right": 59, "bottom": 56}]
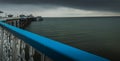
[{"left": 0, "top": 21, "right": 109, "bottom": 61}]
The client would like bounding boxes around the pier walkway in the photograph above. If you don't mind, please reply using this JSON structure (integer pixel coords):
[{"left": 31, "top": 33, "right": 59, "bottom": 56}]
[{"left": 0, "top": 18, "right": 110, "bottom": 61}]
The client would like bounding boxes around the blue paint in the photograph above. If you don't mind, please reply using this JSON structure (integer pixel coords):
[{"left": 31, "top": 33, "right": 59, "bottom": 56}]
[{"left": 0, "top": 21, "right": 110, "bottom": 61}]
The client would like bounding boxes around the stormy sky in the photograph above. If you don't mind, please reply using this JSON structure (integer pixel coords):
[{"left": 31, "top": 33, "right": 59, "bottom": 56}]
[{"left": 0, "top": 0, "right": 120, "bottom": 17}]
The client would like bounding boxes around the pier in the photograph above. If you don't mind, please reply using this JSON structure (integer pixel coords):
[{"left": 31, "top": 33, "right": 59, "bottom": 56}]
[{"left": 0, "top": 17, "right": 109, "bottom": 61}]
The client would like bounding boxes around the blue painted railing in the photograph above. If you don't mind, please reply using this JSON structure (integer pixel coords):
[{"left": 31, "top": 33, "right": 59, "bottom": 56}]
[{"left": 0, "top": 20, "right": 110, "bottom": 61}]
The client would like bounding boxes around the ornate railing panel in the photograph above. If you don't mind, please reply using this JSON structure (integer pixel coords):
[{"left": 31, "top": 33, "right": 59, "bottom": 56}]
[
  {"left": 0, "top": 19, "right": 110, "bottom": 61},
  {"left": 0, "top": 26, "right": 46, "bottom": 61}
]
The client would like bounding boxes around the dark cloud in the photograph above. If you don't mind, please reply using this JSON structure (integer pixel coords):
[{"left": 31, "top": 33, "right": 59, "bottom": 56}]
[{"left": 0, "top": 0, "right": 120, "bottom": 12}]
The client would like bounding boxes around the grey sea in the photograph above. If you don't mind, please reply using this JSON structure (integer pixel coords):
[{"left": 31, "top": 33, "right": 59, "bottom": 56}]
[{"left": 25, "top": 17, "right": 120, "bottom": 61}]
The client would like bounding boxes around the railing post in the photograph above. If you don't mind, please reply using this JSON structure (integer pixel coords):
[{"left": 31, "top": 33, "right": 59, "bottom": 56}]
[
  {"left": 0, "top": 27, "right": 3, "bottom": 61},
  {"left": 40, "top": 53, "right": 45, "bottom": 61},
  {"left": 29, "top": 46, "right": 35, "bottom": 61}
]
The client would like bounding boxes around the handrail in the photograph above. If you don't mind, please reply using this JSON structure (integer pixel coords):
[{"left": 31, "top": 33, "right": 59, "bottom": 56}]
[{"left": 0, "top": 21, "right": 110, "bottom": 61}]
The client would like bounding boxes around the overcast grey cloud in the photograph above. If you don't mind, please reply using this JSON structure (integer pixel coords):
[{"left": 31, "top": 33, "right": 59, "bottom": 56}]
[
  {"left": 0, "top": 0, "right": 120, "bottom": 17},
  {"left": 0, "top": 0, "right": 120, "bottom": 12}
]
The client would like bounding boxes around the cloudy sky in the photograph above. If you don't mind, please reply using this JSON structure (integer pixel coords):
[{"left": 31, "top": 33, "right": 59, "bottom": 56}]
[{"left": 0, "top": 0, "right": 120, "bottom": 17}]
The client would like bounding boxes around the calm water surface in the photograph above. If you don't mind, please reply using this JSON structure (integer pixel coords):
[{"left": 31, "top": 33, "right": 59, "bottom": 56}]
[{"left": 25, "top": 17, "right": 120, "bottom": 61}]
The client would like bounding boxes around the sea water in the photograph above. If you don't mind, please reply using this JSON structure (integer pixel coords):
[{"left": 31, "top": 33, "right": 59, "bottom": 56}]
[{"left": 25, "top": 17, "right": 120, "bottom": 61}]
